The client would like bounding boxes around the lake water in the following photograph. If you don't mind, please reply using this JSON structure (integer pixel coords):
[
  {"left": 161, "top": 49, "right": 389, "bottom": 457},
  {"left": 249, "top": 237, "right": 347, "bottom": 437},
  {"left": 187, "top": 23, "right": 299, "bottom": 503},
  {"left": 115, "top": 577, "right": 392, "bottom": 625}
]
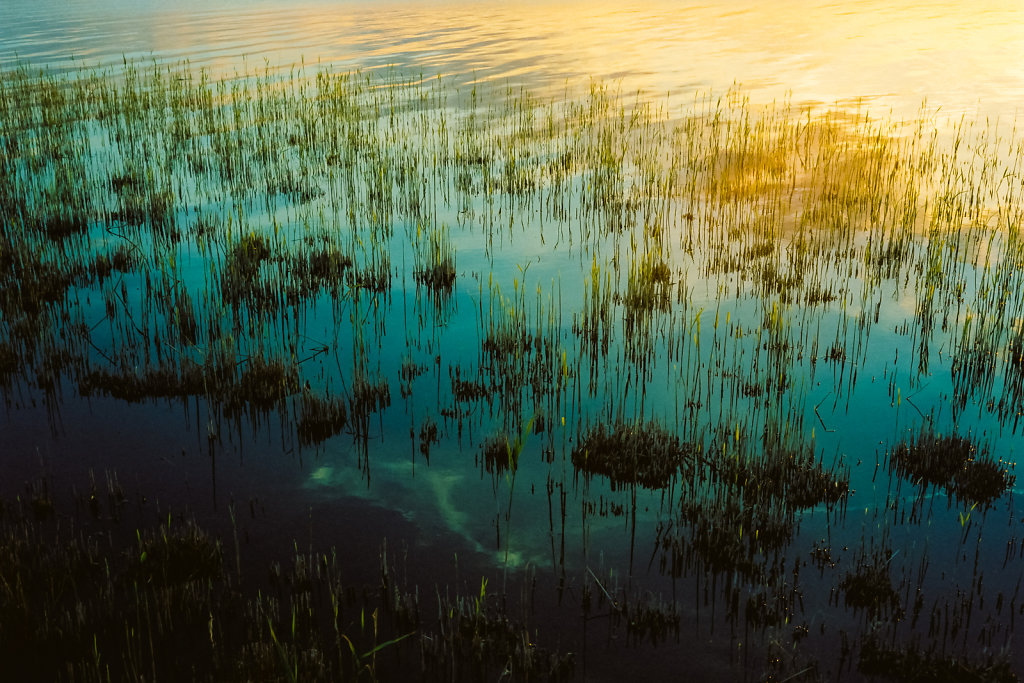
[
  {"left": 3, "top": 1, "right": 1024, "bottom": 680},
  {"left": 3, "top": 0, "right": 1024, "bottom": 118}
]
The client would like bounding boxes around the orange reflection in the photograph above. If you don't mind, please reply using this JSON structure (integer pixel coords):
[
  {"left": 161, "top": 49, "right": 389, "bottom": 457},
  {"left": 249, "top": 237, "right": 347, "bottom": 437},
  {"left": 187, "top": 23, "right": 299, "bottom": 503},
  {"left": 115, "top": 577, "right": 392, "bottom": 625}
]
[{"left": 46, "top": 0, "right": 1024, "bottom": 117}]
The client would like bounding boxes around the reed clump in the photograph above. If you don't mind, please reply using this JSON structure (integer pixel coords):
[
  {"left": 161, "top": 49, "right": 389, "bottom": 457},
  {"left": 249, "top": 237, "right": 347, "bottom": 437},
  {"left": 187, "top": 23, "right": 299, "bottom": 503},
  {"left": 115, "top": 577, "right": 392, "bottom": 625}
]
[
  {"left": 1008, "top": 331, "right": 1024, "bottom": 371},
  {"left": 296, "top": 390, "right": 348, "bottom": 445},
  {"left": 349, "top": 257, "right": 392, "bottom": 294},
  {"left": 619, "top": 596, "right": 680, "bottom": 647},
  {"left": 571, "top": 420, "right": 693, "bottom": 489},
  {"left": 414, "top": 225, "right": 456, "bottom": 293},
  {"left": 744, "top": 581, "right": 802, "bottom": 631},
  {"left": 418, "top": 417, "right": 439, "bottom": 459},
  {"left": 287, "top": 239, "right": 353, "bottom": 297},
  {"left": 840, "top": 553, "right": 901, "bottom": 618},
  {"left": 231, "top": 355, "right": 300, "bottom": 411},
  {"left": 399, "top": 355, "right": 426, "bottom": 398},
  {"left": 78, "top": 359, "right": 208, "bottom": 402},
  {"left": 86, "top": 244, "right": 139, "bottom": 284},
  {"left": 28, "top": 212, "right": 90, "bottom": 242},
  {"left": 221, "top": 232, "right": 276, "bottom": 308},
  {"left": 661, "top": 493, "right": 793, "bottom": 581},
  {"left": 669, "top": 514, "right": 763, "bottom": 580},
  {"left": 623, "top": 253, "right": 673, "bottom": 319},
  {"left": 111, "top": 185, "right": 174, "bottom": 230},
  {"left": 858, "top": 634, "right": 1018, "bottom": 682},
  {"left": 715, "top": 440, "right": 849, "bottom": 511},
  {"left": 890, "top": 428, "right": 1014, "bottom": 507},
  {"left": 450, "top": 366, "right": 489, "bottom": 403},
  {"left": 351, "top": 375, "right": 392, "bottom": 416},
  {"left": 80, "top": 355, "right": 301, "bottom": 416},
  {"left": 481, "top": 433, "right": 517, "bottom": 474},
  {"left": 126, "top": 518, "right": 223, "bottom": 587},
  {"left": 0, "top": 243, "right": 81, "bottom": 316}
]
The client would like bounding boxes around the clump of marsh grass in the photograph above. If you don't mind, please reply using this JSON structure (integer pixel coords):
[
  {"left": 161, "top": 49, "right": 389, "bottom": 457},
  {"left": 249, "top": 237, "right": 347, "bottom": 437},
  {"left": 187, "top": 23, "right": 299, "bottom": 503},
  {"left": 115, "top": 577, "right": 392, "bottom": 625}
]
[
  {"left": 715, "top": 435, "right": 849, "bottom": 511},
  {"left": 618, "top": 594, "right": 680, "bottom": 647},
  {"left": 29, "top": 211, "right": 90, "bottom": 242},
  {"left": 658, "top": 491, "right": 793, "bottom": 581},
  {"left": 480, "top": 433, "right": 518, "bottom": 474},
  {"left": 288, "top": 238, "right": 353, "bottom": 297},
  {"left": 839, "top": 550, "right": 902, "bottom": 618},
  {"left": 581, "top": 570, "right": 681, "bottom": 647},
  {"left": 399, "top": 355, "right": 426, "bottom": 399},
  {"left": 111, "top": 185, "right": 174, "bottom": 230},
  {"left": 348, "top": 254, "right": 392, "bottom": 294},
  {"left": 80, "top": 354, "right": 301, "bottom": 416},
  {"left": 413, "top": 224, "right": 456, "bottom": 293},
  {"left": 889, "top": 428, "right": 1014, "bottom": 507},
  {"left": 623, "top": 252, "right": 673, "bottom": 320},
  {"left": 220, "top": 232, "right": 276, "bottom": 306},
  {"left": 1008, "top": 330, "right": 1024, "bottom": 371},
  {"left": 858, "top": 632, "right": 1018, "bottom": 682},
  {"left": 230, "top": 355, "right": 300, "bottom": 411},
  {"left": 296, "top": 390, "right": 348, "bottom": 445},
  {"left": 351, "top": 375, "right": 391, "bottom": 416},
  {"left": 418, "top": 417, "right": 439, "bottom": 459},
  {"left": 85, "top": 244, "right": 139, "bottom": 285},
  {"left": 0, "top": 241, "right": 81, "bottom": 316},
  {"left": 449, "top": 365, "right": 488, "bottom": 404},
  {"left": 571, "top": 420, "right": 693, "bottom": 489},
  {"left": 78, "top": 358, "right": 208, "bottom": 402},
  {"left": 126, "top": 518, "right": 223, "bottom": 587}
]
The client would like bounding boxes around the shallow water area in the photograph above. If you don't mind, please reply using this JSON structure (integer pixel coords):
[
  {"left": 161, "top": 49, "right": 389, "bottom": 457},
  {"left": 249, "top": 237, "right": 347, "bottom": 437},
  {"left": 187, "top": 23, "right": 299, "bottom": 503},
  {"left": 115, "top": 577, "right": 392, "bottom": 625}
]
[{"left": 4, "top": 0, "right": 1024, "bottom": 118}]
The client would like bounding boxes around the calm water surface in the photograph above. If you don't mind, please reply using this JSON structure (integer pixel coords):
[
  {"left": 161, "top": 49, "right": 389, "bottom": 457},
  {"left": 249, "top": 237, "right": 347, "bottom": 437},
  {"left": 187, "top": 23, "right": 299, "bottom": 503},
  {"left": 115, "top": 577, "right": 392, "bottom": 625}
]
[{"left": 3, "top": 0, "right": 1024, "bottom": 117}]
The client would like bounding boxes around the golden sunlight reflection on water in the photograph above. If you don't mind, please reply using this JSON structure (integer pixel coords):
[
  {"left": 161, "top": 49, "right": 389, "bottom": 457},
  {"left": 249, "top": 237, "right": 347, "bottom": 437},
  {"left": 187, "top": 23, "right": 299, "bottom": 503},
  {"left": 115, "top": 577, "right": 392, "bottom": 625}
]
[{"left": 3, "top": 0, "right": 1023, "bottom": 116}]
